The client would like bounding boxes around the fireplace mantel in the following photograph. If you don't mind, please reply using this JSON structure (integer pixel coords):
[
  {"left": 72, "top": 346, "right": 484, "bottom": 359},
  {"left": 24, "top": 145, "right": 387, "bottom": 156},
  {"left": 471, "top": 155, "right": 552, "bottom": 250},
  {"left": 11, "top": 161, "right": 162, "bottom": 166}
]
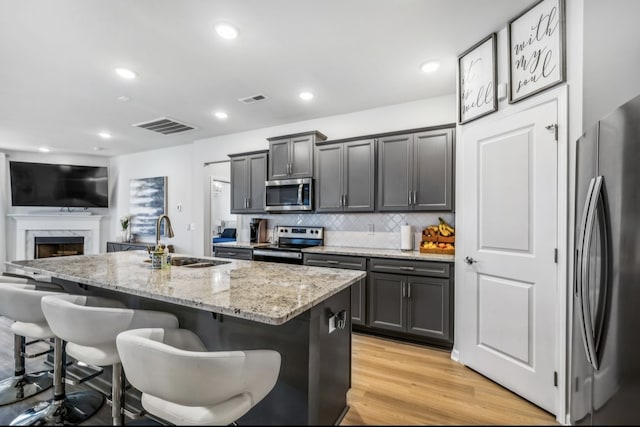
[{"left": 9, "top": 214, "right": 105, "bottom": 260}]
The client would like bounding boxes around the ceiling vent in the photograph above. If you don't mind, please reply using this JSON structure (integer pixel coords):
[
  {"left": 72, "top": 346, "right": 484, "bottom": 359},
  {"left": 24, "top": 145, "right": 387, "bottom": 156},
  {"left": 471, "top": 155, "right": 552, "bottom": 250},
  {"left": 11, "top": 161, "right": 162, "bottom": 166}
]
[
  {"left": 132, "top": 117, "right": 196, "bottom": 135},
  {"left": 238, "top": 93, "right": 269, "bottom": 104}
]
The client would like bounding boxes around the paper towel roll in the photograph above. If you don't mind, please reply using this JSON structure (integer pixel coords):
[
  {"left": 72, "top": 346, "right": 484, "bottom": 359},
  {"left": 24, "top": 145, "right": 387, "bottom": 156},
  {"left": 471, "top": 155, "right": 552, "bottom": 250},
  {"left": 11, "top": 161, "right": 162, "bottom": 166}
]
[{"left": 400, "top": 224, "right": 413, "bottom": 251}]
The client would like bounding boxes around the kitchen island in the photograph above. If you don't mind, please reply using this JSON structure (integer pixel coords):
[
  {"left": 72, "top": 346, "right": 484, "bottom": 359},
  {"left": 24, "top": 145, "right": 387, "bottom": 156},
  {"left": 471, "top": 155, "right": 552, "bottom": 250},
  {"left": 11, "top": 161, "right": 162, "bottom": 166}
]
[{"left": 6, "top": 251, "right": 366, "bottom": 425}]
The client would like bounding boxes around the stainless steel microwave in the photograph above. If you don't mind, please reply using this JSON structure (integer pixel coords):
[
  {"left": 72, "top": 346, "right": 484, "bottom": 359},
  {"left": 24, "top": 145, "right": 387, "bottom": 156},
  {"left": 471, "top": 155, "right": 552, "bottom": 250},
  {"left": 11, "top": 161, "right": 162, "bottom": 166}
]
[{"left": 264, "top": 178, "right": 313, "bottom": 212}]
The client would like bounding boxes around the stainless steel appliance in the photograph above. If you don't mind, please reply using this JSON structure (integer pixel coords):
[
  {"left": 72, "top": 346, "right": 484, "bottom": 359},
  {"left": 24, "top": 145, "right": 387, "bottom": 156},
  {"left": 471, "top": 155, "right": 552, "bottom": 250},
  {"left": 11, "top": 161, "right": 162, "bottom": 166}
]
[
  {"left": 249, "top": 218, "right": 268, "bottom": 243},
  {"left": 264, "top": 178, "right": 313, "bottom": 212},
  {"left": 252, "top": 226, "right": 323, "bottom": 264},
  {"left": 571, "top": 93, "right": 640, "bottom": 425}
]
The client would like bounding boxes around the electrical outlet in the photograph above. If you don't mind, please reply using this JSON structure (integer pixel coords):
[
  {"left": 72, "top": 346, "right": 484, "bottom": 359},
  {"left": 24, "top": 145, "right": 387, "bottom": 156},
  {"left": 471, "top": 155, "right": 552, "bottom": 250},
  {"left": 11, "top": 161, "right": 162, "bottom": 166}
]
[
  {"left": 368, "top": 224, "right": 374, "bottom": 235},
  {"left": 187, "top": 223, "right": 196, "bottom": 231}
]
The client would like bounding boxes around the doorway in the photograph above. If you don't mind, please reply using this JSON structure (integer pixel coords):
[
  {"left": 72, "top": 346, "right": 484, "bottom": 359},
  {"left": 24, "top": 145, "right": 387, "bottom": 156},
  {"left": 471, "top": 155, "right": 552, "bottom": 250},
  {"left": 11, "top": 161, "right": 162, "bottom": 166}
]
[{"left": 205, "top": 161, "right": 235, "bottom": 256}]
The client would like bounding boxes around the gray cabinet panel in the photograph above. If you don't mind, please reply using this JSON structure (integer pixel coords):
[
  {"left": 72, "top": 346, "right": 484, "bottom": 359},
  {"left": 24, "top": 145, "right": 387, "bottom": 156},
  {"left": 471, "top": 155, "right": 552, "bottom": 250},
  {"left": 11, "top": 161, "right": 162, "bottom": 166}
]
[
  {"left": 303, "top": 253, "right": 367, "bottom": 325},
  {"left": 377, "top": 127, "right": 454, "bottom": 212},
  {"left": 406, "top": 276, "right": 450, "bottom": 340},
  {"left": 369, "top": 258, "right": 450, "bottom": 278},
  {"left": 413, "top": 129, "right": 454, "bottom": 211},
  {"left": 315, "top": 144, "right": 343, "bottom": 212},
  {"left": 214, "top": 247, "right": 252, "bottom": 260},
  {"left": 230, "top": 151, "right": 267, "bottom": 214},
  {"left": 315, "top": 139, "right": 375, "bottom": 212},
  {"left": 368, "top": 273, "right": 405, "bottom": 332},
  {"left": 230, "top": 156, "right": 248, "bottom": 213},
  {"left": 248, "top": 152, "right": 267, "bottom": 211},
  {"left": 268, "top": 138, "right": 290, "bottom": 180},
  {"left": 344, "top": 139, "right": 375, "bottom": 212},
  {"left": 377, "top": 134, "right": 412, "bottom": 211},
  {"left": 268, "top": 131, "right": 325, "bottom": 180},
  {"left": 290, "top": 135, "right": 314, "bottom": 178}
]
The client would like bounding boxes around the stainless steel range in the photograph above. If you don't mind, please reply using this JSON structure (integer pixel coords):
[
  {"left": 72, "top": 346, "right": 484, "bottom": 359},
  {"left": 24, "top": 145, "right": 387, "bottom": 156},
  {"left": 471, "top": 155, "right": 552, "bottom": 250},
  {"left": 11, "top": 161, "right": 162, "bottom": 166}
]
[{"left": 252, "top": 226, "right": 324, "bottom": 264}]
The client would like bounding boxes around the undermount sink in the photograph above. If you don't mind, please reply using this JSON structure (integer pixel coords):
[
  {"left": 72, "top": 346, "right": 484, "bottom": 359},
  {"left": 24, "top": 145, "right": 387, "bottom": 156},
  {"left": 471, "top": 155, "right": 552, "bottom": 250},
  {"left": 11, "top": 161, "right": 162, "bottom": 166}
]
[{"left": 144, "top": 256, "right": 230, "bottom": 268}]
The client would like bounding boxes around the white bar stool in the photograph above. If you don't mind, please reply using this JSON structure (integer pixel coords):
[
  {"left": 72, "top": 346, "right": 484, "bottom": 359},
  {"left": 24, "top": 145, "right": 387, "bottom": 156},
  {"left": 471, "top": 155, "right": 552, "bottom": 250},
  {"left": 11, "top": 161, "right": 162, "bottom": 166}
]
[
  {"left": 6, "top": 286, "right": 105, "bottom": 426},
  {"left": 0, "top": 282, "right": 59, "bottom": 405},
  {"left": 116, "top": 328, "right": 281, "bottom": 426},
  {"left": 40, "top": 295, "right": 179, "bottom": 426}
]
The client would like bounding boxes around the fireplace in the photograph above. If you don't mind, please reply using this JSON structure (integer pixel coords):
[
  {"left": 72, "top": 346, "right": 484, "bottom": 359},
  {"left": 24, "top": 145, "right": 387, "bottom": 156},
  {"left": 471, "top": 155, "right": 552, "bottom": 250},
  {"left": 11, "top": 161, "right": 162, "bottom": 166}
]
[{"left": 35, "top": 236, "right": 85, "bottom": 259}]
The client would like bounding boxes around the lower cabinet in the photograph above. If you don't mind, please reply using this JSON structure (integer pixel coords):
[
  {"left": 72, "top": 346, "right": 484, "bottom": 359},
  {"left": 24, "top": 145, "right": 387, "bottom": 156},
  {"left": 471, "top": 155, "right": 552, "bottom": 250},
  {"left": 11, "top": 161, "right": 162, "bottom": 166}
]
[
  {"left": 214, "top": 247, "right": 253, "bottom": 260},
  {"left": 368, "top": 272, "right": 450, "bottom": 342},
  {"left": 107, "top": 241, "right": 153, "bottom": 252},
  {"left": 303, "top": 253, "right": 367, "bottom": 326},
  {"left": 368, "top": 257, "right": 453, "bottom": 346}
]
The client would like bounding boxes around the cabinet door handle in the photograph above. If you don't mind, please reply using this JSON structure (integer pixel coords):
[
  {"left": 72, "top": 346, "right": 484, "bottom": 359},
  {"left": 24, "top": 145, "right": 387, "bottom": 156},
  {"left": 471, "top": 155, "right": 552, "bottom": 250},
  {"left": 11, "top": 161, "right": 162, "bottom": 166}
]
[
  {"left": 402, "top": 282, "right": 406, "bottom": 298},
  {"left": 399, "top": 266, "right": 414, "bottom": 271},
  {"left": 407, "top": 282, "right": 412, "bottom": 299},
  {"left": 343, "top": 194, "right": 347, "bottom": 207},
  {"left": 408, "top": 192, "right": 412, "bottom": 205},
  {"left": 327, "top": 260, "right": 340, "bottom": 264},
  {"left": 413, "top": 191, "right": 417, "bottom": 205}
]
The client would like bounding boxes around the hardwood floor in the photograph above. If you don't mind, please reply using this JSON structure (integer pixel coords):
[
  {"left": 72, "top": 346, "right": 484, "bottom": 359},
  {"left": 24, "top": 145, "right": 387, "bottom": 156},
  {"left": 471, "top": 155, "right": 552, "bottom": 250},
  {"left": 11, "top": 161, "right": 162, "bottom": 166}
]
[
  {"left": 343, "top": 333, "right": 557, "bottom": 425},
  {"left": 0, "top": 317, "right": 556, "bottom": 425}
]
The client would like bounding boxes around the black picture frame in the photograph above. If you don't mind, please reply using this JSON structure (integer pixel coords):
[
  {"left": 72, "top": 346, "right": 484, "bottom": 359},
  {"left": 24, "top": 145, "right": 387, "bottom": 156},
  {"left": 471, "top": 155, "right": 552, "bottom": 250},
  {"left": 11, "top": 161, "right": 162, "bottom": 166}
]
[
  {"left": 458, "top": 33, "right": 498, "bottom": 125},
  {"left": 508, "top": 0, "right": 566, "bottom": 103}
]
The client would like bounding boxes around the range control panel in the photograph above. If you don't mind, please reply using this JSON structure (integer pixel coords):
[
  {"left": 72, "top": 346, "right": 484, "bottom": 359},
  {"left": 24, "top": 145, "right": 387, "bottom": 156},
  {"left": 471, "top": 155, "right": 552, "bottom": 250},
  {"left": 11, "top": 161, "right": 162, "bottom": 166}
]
[{"left": 275, "top": 226, "right": 324, "bottom": 240}]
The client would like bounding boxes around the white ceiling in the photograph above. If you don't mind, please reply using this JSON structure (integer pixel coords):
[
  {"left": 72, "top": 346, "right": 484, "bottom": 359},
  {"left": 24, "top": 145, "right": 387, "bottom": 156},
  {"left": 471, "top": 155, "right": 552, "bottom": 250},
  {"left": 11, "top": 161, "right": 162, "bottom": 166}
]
[{"left": 0, "top": 0, "right": 532, "bottom": 157}]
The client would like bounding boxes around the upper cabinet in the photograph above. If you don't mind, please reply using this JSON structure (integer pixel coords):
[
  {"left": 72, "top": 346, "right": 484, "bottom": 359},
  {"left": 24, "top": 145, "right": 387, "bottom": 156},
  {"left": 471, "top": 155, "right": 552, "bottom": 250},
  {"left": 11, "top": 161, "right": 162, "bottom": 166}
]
[
  {"left": 267, "top": 131, "right": 327, "bottom": 180},
  {"left": 315, "top": 139, "right": 376, "bottom": 212},
  {"left": 378, "top": 127, "right": 455, "bottom": 212},
  {"left": 229, "top": 150, "right": 268, "bottom": 214}
]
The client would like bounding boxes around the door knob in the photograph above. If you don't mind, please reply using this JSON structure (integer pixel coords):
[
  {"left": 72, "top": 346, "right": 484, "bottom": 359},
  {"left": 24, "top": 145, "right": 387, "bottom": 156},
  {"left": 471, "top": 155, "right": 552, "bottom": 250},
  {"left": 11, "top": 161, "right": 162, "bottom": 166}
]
[{"left": 464, "top": 256, "right": 477, "bottom": 265}]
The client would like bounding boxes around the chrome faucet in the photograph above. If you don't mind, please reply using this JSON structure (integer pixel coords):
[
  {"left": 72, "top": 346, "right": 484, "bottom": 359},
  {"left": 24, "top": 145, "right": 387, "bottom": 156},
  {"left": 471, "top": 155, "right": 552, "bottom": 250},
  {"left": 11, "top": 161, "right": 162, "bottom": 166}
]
[{"left": 156, "top": 214, "right": 175, "bottom": 247}]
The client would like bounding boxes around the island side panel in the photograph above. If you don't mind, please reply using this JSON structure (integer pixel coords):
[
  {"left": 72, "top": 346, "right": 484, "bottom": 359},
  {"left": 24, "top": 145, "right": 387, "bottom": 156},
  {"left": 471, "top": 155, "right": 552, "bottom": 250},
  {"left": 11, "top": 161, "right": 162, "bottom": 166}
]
[{"left": 51, "top": 278, "right": 352, "bottom": 426}]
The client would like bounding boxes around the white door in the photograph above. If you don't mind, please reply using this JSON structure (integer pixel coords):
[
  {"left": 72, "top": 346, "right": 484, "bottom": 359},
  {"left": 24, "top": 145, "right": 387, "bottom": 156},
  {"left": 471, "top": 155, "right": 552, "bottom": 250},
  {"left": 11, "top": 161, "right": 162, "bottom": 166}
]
[{"left": 461, "top": 100, "right": 558, "bottom": 414}]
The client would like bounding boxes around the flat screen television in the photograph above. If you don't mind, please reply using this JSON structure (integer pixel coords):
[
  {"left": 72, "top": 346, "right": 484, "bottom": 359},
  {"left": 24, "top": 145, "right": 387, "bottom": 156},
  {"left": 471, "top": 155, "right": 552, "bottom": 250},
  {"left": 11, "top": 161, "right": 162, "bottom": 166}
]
[{"left": 9, "top": 161, "right": 109, "bottom": 208}]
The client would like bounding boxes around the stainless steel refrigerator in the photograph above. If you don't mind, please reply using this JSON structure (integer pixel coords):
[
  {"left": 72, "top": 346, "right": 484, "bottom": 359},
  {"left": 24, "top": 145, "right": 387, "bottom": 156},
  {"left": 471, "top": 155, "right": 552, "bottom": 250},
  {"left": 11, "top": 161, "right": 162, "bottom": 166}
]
[{"left": 571, "top": 93, "right": 640, "bottom": 425}]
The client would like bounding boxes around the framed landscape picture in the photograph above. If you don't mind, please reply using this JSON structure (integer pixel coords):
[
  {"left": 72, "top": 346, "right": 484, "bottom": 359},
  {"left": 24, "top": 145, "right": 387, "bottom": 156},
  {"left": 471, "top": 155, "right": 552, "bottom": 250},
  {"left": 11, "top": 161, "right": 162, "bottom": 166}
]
[
  {"left": 458, "top": 33, "right": 497, "bottom": 124},
  {"left": 508, "top": 0, "right": 566, "bottom": 103},
  {"left": 130, "top": 176, "right": 167, "bottom": 237}
]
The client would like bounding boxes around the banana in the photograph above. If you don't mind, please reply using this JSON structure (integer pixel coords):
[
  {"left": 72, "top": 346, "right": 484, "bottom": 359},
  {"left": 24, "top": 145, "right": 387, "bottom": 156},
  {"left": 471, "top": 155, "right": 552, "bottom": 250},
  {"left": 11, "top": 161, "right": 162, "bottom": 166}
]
[
  {"left": 439, "top": 223, "right": 451, "bottom": 237},
  {"left": 438, "top": 217, "right": 455, "bottom": 236}
]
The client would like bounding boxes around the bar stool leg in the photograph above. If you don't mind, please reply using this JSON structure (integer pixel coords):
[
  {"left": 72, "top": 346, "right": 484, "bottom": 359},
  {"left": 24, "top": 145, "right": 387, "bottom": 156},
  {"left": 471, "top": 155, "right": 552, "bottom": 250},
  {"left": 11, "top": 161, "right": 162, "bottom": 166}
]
[
  {"left": 0, "top": 334, "right": 52, "bottom": 406},
  {"left": 111, "top": 362, "right": 126, "bottom": 425},
  {"left": 9, "top": 338, "right": 104, "bottom": 426}
]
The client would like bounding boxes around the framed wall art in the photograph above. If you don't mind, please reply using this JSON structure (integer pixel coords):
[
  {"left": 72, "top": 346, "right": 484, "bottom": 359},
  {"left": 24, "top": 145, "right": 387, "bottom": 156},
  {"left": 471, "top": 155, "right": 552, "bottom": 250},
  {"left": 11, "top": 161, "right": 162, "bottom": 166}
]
[
  {"left": 508, "top": 0, "right": 566, "bottom": 103},
  {"left": 129, "top": 176, "right": 167, "bottom": 237},
  {"left": 458, "top": 33, "right": 498, "bottom": 124}
]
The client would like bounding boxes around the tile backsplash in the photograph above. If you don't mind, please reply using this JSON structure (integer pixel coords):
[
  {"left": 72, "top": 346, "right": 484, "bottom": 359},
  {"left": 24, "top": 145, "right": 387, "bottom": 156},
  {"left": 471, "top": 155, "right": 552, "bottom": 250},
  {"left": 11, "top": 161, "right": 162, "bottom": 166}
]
[{"left": 236, "top": 212, "right": 455, "bottom": 250}]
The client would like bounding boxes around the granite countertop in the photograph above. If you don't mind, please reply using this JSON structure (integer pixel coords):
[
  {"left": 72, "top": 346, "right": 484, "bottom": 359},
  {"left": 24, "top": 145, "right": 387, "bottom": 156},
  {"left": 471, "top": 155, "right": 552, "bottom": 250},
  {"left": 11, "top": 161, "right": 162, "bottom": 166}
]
[
  {"left": 6, "top": 251, "right": 365, "bottom": 326},
  {"left": 303, "top": 246, "right": 455, "bottom": 262}
]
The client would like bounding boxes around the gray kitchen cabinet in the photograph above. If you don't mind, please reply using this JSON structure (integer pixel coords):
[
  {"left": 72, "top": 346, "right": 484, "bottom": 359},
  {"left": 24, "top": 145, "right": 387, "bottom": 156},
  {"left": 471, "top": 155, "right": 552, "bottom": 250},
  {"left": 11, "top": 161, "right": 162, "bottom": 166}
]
[
  {"left": 229, "top": 150, "right": 267, "bottom": 214},
  {"left": 315, "top": 139, "right": 375, "bottom": 212},
  {"left": 368, "top": 257, "right": 453, "bottom": 344},
  {"left": 303, "top": 253, "right": 367, "bottom": 326},
  {"left": 214, "top": 247, "right": 252, "bottom": 260},
  {"left": 267, "top": 131, "right": 327, "bottom": 180},
  {"left": 378, "top": 127, "right": 454, "bottom": 212}
]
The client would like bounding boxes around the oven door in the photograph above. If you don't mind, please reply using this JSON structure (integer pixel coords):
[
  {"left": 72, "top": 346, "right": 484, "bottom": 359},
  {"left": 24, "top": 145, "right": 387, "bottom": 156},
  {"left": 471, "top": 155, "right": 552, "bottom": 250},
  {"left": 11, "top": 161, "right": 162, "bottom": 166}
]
[
  {"left": 264, "top": 178, "right": 313, "bottom": 212},
  {"left": 252, "top": 248, "right": 303, "bottom": 264}
]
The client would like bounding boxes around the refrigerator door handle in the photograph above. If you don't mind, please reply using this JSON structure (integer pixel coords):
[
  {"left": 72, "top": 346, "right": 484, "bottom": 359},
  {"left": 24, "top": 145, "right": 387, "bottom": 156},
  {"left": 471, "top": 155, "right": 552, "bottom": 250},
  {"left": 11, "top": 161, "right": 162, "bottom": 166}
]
[
  {"left": 580, "top": 175, "right": 604, "bottom": 370},
  {"left": 593, "top": 179, "right": 609, "bottom": 360},
  {"left": 576, "top": 177, "right": 596, "bottom": 296}
]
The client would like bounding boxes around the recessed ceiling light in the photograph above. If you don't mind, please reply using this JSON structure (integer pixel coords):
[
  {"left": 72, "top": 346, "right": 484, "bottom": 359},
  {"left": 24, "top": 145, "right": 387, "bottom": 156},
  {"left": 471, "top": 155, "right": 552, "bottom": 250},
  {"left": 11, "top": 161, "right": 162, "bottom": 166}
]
[
  {"left": 214, "top": 111, "right": 228, "bottom": 120},
  {"left": 420, "top": 61, "right": 440, "bottom": 73},
  {"left": 117, "top": 95, "right": 131, "bottom": 102},
  {"left": 299, "top": 92, "right": 314, "bottom": 101},
  {"left": 98, "top": 132, "right": 112, "bottom": 139},
  {"left": 93, "top": 146, "right": 104, "bottom": 151},
  {"left": 215, "top": 23, "right": 238, "bottom": 40},
  {"left": 115, "top": 68, "right": 138, "bottom": 79},
  {"left": 38, "top": 147, "right": 50, "bottom": 153}
]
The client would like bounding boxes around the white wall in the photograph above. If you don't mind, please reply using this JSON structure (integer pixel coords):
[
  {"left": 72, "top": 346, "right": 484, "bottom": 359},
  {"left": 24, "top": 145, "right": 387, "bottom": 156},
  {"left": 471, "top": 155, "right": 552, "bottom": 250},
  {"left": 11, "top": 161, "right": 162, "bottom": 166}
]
[
  {"left": 583, "top": 0, "right": 640, "bottom": 129},
  {"left": 108, "top": 144, "right": 194, "bottom": 253},
  {"left": 2, "top": 151, "right": 110, "bottom": 264}
]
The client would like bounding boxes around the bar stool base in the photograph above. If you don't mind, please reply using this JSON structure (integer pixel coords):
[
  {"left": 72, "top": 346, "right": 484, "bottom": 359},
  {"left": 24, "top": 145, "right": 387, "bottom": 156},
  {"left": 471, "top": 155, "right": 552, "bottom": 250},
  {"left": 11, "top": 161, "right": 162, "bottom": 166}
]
[
  {"left": 9, "top": 390, "right": 104, "bottom": 426},
  {"left": 0, "top": 372, "right": 53, "bottom": 406}
]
